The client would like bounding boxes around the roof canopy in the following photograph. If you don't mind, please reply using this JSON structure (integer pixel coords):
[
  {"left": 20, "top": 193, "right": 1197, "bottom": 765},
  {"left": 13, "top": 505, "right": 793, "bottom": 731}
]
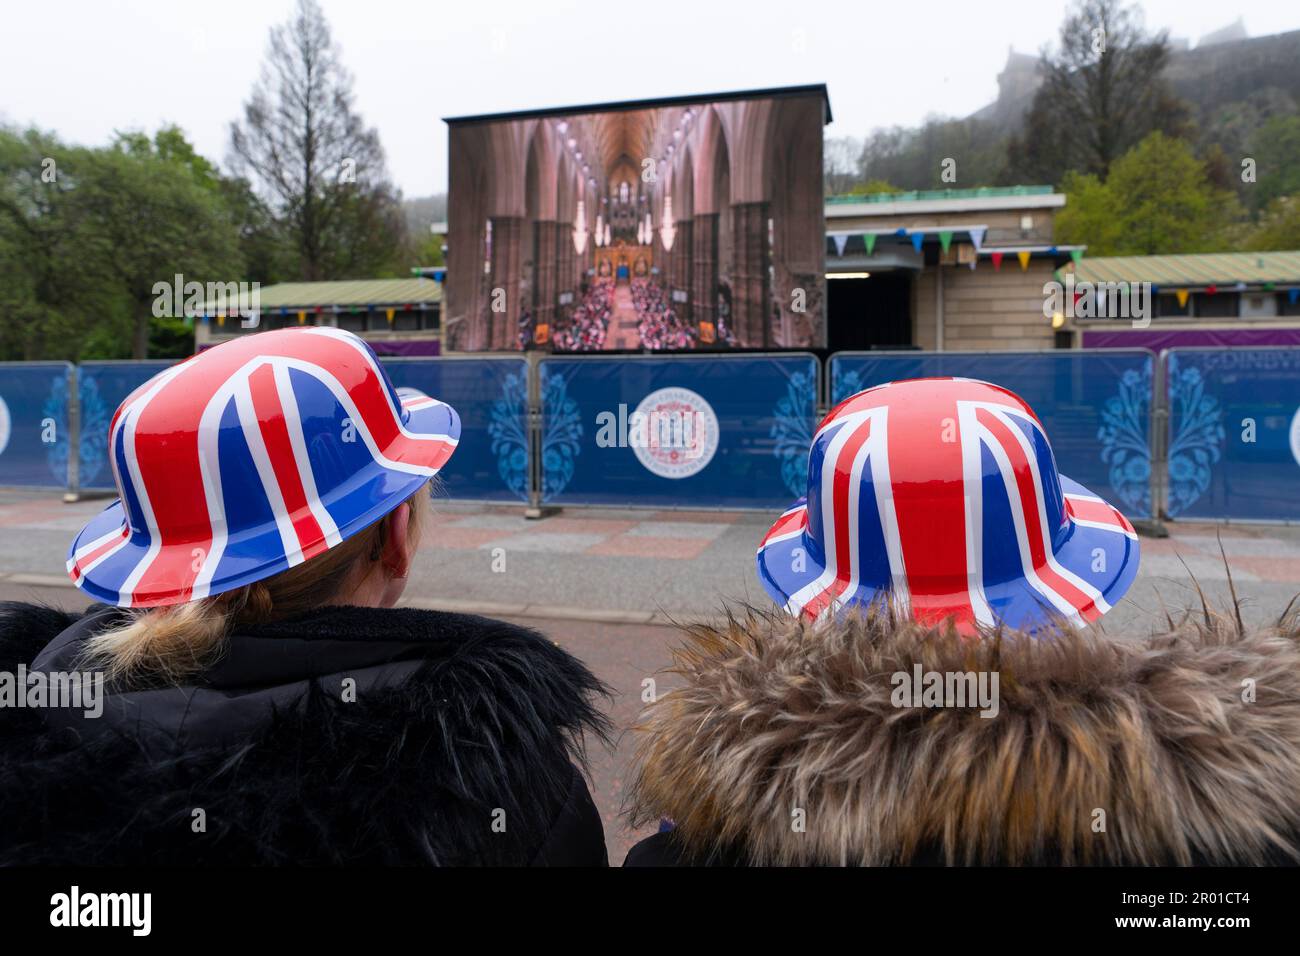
[{"left": 1075, "top": 251, "right": 1300, "bottom": 288}]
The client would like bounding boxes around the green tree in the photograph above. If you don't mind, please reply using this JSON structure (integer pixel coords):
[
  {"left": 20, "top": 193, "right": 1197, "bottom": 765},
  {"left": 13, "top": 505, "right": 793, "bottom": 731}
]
[
  {"left": 0, "top": 128, "right": 125, "bottom": 360},
  {"left": 1055, "top": 132, "right": 1237, "bottom": 255},
  {"left": 1246, "top": 196, "right": 1300, "bottom": 251},
  {"left": 81, "top": 133, "right": 242, "bottom": 358},
  {"left": 1246, "top": 115, "right": 1300, "bottom": 214}
]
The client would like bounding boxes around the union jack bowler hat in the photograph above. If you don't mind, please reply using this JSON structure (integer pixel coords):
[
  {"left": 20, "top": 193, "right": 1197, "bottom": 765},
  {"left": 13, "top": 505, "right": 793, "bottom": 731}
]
[
  {"left": 67, "top": 328, "right": 460, "bottom": 607},
  {"left": 757, "top": 378, "right": 1140, "bottom": 631}
]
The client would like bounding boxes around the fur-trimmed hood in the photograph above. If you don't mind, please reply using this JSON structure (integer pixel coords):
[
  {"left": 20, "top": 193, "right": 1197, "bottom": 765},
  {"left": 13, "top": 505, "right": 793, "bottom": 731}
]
[
  {"left": 627, "top": 607, "right": 1300, "bottom": 866},
  {"left": 0, "top": 601, "right": 610, "bottom": 866}
]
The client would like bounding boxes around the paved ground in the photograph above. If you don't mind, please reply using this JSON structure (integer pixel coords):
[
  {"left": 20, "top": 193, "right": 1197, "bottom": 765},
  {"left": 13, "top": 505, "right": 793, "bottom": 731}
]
[{"left": 5, "top": 487, "right": 1300, "bottom": 861}]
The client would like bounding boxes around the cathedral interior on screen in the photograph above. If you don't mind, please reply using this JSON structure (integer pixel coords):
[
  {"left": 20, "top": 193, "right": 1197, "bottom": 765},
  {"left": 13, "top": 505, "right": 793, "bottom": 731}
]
[{"left": 445, "top": 87, "right": 828, "bottom": 351}]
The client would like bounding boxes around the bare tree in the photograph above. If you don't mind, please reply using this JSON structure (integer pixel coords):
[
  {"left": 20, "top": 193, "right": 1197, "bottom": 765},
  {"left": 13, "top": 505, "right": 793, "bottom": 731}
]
[
  {"left": 229, "top": 0, "right": 405, "bottom": 280},
  {"left": 1007, "top": 0, "right": 1189, "bottom": 184}
]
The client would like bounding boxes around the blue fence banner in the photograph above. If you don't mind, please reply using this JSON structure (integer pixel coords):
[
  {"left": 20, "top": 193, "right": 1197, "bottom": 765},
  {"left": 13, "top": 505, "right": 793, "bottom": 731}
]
[
  {"left": 830, "top": 350, "right": 1155, "bottom": 519},
  {"left": 76, "top": 361, "right": 174, "bottom": 490},
  {"left": 1163, "top": 348, "right": 1300, "bottom": 521},
  {"left": 0, "top": 362, "right": 74, "bottom": 488},
  {"left": 382, "top": 357, "right": 529, "bottom": 502},
  {"left": 538, "top": 354, "right": 819, "bottom": 508}
]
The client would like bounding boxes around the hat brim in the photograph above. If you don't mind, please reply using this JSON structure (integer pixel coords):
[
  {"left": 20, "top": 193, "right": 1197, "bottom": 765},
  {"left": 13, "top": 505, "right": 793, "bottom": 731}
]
[
  {"left": 756, "top": 475, "right": 1140, "bottom": 631},
  {"left": 67, "top": 389, "right": 459, "bottom": 608}
]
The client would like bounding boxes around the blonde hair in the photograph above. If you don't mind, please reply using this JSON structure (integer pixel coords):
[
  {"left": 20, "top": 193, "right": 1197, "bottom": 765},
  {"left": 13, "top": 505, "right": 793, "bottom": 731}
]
[{"left": 82, "top": 484, "right": 433, "bottom": 686}]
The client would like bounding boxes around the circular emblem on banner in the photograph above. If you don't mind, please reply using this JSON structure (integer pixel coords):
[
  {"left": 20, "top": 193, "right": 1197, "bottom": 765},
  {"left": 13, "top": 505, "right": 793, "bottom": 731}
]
[
  {"left": 1290, "top": 406, "right": 1300, "bottom": 468},
  {"left": 0, "top": 396, "right": 10, "bottom": 457},
  {"left": 631, "top": 387, "right": 719, "bottom": 479}
]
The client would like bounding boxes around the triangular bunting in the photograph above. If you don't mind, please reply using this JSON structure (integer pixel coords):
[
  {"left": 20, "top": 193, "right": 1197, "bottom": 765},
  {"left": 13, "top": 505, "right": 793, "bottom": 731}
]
[
  {"left": 938, "top": 230, "right": 953, "bottom": 254},
  {"left": 832, "top": 233, "right": 848, "bottom": 257},
  {"left": 910, "top": 232, "right": 925, "bottom": 253},
  {"left": 1070, "top": 249, "right": 1084, "bottom": 265},
  {"left": 991, "top": 251, "right": 1003, "bottom": 271},
  {"left": 863, "top": 233, "right": 877, "bottom": 256},
  {"left": 1175, "top": 289, "right": 1189, "bottom": 308},
  {"left": 967, "top": 226, "right": 985, "bottom": 252},
  {"left": 1017, "top": 250, "right": 1032, "bottom": 271}
]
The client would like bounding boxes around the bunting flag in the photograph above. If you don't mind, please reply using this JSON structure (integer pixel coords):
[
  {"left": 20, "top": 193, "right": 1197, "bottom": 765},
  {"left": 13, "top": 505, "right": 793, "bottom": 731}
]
[
  {"left": 991, "top": 251, "right": 1004, "bottom": 271},
  {"left": 1263, "top": 282, "right": 1275, "bottom": 291},
  {"left": 385, "top": 307, "right": 396, "bottom": 324},
  {"left": 938, "top": 230, "right": 953, "bottom": 254},
  {"left": 297, "top": 310, "right": 307, "bottom": 324},
  {"left": 910, "top": 232, "right": 925, "bottom": 253},
  {"left": 1175, "top": 289, "right": 1189, "bottom": 308},
  {"left": 1070, "top": 249, "right": 1084, "bottom": 265},
  {"left": 1206, "top": 284, "right": 1218, "bottom": 296},
  {"left": 1017, "top": 250, "right": 1032, "bottom": 271},
  {"left": 1234, "top": 281, "right": 1247, "bottom": 292},
  {"left": 863, "top": 233, "right": 877, "bottom": 256},
  {"left": 832, "top": 233, "right": 848, "bottom": 257},
  {"left": 967, "top": 226, "right": 986, "bottom": 252},
  {"left": 1290, "top": 288, "right": 1300, "bottom": 305}
]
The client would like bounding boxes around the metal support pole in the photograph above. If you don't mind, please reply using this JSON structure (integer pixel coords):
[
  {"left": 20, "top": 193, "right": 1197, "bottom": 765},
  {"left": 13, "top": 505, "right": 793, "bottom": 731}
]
[{"left": 62, "top": 364, "right": 81, "bottom": 503}]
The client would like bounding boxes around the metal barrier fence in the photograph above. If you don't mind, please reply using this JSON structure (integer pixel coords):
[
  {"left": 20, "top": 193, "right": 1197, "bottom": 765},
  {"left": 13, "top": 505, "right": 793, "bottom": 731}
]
[
  {"left": 829, "top": 350, "right": 1157, "bottom": 520},
  {"left": 536, "top": 352, "right": 820, "bottom": 509},
  {"left": 0, "top": 361, "right": 74, "bottom": 489},
  {"left": 1160, "top": 347, "right": 1300, "bottom": 522},
  {"left": 3, "top": 348, "right": 1298, "bottom": 522}
]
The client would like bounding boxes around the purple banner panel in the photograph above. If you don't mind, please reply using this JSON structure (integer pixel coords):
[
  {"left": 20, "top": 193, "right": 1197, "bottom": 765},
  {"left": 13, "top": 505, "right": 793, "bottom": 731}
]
[
  {"left": 365, "top": 339, "right": 442, "bottom": 356},
  {"left": 1083, "top": 328, "right": 1300, "bottom": 351}
]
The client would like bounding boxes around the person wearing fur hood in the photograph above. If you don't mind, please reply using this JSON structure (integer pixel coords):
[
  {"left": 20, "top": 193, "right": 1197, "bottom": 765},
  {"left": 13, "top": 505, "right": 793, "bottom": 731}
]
[
  {"left": 624, "top": 604, "right": 1300, "bottom": 866},
  {"left": 624, "top": 379, "right": 1300, "bottom": 866}
]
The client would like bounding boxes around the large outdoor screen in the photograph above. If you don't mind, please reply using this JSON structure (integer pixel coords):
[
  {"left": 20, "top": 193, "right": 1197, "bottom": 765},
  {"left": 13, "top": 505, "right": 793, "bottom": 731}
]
[{"left": 445, "top": 87, "right": 827, "bottom": 351}]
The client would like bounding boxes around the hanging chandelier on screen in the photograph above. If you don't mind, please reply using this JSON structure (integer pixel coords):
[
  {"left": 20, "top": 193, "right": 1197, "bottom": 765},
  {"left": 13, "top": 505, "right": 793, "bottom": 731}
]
[
  {"left": 660, "top": 196, "right": 676, "bottom": 252},
  {"left": 572, "top": 200, "right": 588, "bottom": 254}
]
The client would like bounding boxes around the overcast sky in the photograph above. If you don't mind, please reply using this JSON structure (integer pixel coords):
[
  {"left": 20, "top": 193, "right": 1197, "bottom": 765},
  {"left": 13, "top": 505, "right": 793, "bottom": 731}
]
[{"left": 2, "top": 0, "right": 1297, "bottom": 198}]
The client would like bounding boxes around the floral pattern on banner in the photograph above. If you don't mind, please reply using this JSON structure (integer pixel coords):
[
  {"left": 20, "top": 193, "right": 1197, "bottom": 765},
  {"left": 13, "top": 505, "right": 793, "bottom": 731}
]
[
  {"left": 539, "top": 366, "right": 582, "bottom": 502},
  {"left": 45, "top": 372, "right": 111, "bottom": 488},
  {"left": 831, "top": 367, "right": 866, "bottom": 405},
  {"left": 1097, "top": 366, "right": 1152, "bottom": 516},
  {"left": 770, "top": 369, "right": 816, "bottom": 499},
  {"left": 486, "top": 369, "right": 530, "bottom": 501},
  {"left": 1165, "top": 364, "right": 1225, "bottom": 517}
]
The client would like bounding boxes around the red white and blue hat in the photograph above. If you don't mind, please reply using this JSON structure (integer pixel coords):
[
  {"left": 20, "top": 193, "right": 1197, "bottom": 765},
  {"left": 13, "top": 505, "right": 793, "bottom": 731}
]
[
  {"left": 67, "top": 328, "right": 460, "bottom": 607},
  {"left": 757, "top": 378, "right": 1139, "bottom": 631}
]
